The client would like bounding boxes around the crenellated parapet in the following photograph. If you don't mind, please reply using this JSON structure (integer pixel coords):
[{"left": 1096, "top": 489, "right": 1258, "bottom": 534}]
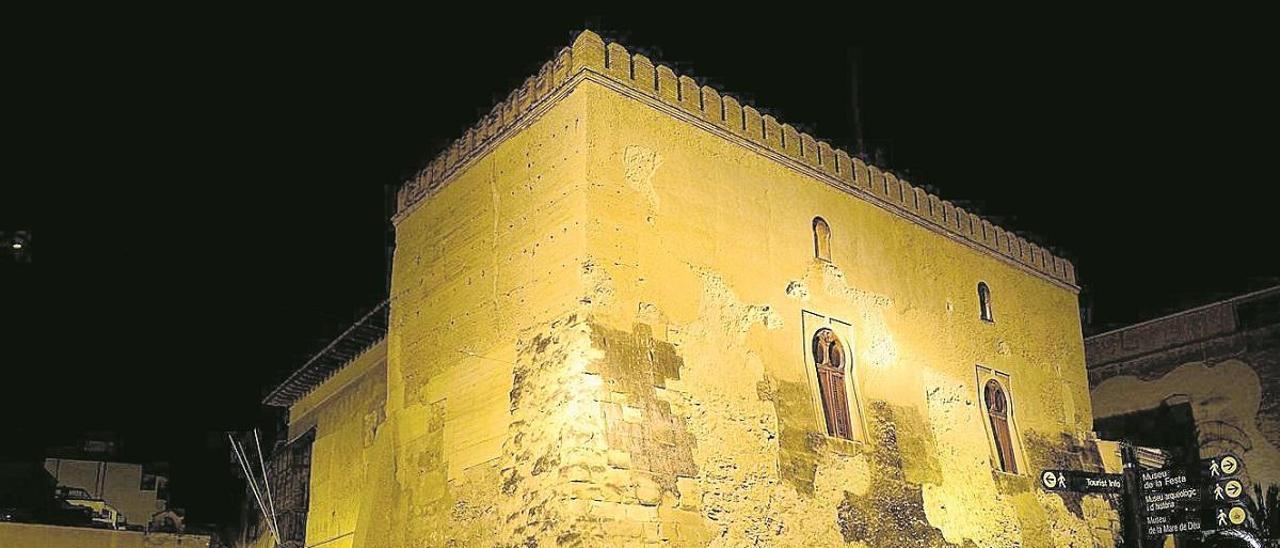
[{"left": 395, "top": 30, "right": 1077, "bottom": 287}]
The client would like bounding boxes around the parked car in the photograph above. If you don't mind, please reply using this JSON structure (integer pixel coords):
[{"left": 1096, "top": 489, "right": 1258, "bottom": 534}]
[{"left": 55, "top": 486, "right": 126, "bottom": 530}]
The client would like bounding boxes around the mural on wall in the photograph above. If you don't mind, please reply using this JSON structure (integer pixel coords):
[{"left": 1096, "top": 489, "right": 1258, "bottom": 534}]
[{"left": 1093, "top": 360, "right": 1280, "bottom": 486}]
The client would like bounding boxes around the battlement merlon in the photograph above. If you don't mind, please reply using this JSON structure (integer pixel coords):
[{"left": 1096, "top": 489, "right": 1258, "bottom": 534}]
[{"left": 393, "top": 30, "right": 1079, "bottom": 289}]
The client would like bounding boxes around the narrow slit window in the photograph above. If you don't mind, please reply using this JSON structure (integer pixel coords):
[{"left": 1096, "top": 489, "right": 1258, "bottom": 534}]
[
  {"left": 978, "top": 282, "right": 993, "bottom": 322},
  {"left": 813, "top": 328, "right": 852, "bottom": 439},
  {"left": 813, "top": 217, "right": 832, "bottom": 262},
  {"left": 985, "top": 379, "right": 1018, "bottom": 474}
]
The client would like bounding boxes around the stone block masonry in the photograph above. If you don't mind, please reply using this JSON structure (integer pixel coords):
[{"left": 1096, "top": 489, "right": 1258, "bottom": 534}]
[{"left": 396, "top": 30, "right": 1077, "bottom": 290}]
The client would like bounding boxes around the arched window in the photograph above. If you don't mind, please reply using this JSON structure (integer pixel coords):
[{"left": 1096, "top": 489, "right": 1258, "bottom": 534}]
[
  {"left": 984, "top": 379, "right": 1017, "bottom": 473},
  {"left": 813, "top": 217, "right": 832, "bottom": 262},
  {"left": 813, "top": 328, "right": 852, "bottom": 439},
  {"left": 978, "top": 282, "right": 993, "bottom": 322}
]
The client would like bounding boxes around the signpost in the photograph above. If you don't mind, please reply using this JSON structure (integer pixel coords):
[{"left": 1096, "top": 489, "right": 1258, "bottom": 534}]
[
  {"left": 1136, "top": 452, "right": 1251, "bottom": 540},
  {"left": 1218, "top": 479, "right": 1244, "bottom": 501},
  {"left": 1139, "top": 466, "right": 1203, "bottom": 537},
  {"left": 1040, "top": 470, "right": 1124, "bottom": 494},
  {"left": 1199, "top": 454, "right": 1250, "bottom": 533},
  {"left": 1140, "top": 466, "right": 1203, "bottom": 538},
  {"left": 1203, "top": 454, "right": 1241, "bottom": 479},
  {"left": 1040, "top": 451, "right": 1254, "bottom": 546}
]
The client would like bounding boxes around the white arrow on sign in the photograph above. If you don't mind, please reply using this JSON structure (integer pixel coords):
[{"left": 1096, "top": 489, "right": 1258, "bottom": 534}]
[
  {"left": 1220, "top": 455, "right": 1239, "bottom": 476},
  {"left": 1223, "top": 479, "right": 1243, "bottom": 500},
  {"left": 1041, "top": 471, "right": 1058, "bottom": 489}
]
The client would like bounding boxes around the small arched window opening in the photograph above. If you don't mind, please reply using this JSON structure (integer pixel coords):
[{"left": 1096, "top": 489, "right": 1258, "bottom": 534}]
[
  {"left": 813, "top": 328, "right": 852, "bottom": 439},
  {"left": 984, "top": 379, "right": 1017, "bottom": 473},
  {"left": 813, "top": 217, "right": 832, "bottom": 262},
  {"left": 978, "top": 282, "right": 994, "bottom": 322}
]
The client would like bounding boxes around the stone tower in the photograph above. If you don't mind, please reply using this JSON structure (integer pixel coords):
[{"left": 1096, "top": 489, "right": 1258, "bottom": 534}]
[{"left": 293, "top": 30, "right": 1122, "bottom": 547}]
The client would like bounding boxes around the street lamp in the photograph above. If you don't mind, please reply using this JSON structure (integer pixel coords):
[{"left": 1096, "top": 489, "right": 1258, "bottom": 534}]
[{"left": 2, "top": 230, "right": 31, "bottom": 263}]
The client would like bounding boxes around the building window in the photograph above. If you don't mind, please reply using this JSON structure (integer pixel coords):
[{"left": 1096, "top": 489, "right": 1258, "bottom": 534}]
[
  {"left": 804, "top": 313, "right": 865, "bottom": 442},
  {"left": 813, "top": 217, "right": 832, "bottom": 262},
  {"left": 984, "top": 378, "right": 1018, "bottom": 474},
  {"left": 978, "top": 282, "right": 993, "bottom": 322},
  {"left": 813, "top": 328, "right": 854, "bottom": 439},
  {"left": 276, "top": 429, "right": 314, "bottom": 543}
]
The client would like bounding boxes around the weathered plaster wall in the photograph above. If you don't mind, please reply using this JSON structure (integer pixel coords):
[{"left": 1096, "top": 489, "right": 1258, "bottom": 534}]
[{"left": 561, "top": 70, "right": 1118, "bottom": 546}]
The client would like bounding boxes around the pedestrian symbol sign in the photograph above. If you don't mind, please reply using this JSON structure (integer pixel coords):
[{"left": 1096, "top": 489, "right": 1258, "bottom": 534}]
[
  {"left": 1212, "top": 506, "right": 1248, "bottom": 528},
  {"left": 1204, "top": 453, "right": 1242, "bottom": 478}
]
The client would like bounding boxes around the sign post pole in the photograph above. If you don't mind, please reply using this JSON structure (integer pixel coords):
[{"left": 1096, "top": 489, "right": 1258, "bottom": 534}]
[
  {"left": 1120, "top": 443, "right": 1146, "bottom": 548},
  {"left": 1040, "top": 446, "right": 1254, "bottom": 543}
]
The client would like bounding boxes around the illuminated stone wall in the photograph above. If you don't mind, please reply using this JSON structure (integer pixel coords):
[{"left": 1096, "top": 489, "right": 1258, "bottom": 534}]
[
  {"left": 295, "top": 30, "right": 1121, "bottom": 547},
  {"left": 564, "top": 42, "right": 1116, "bottom": 545},
  {"left": 374, "top": 71, "right": 592, "bottom": 548}
]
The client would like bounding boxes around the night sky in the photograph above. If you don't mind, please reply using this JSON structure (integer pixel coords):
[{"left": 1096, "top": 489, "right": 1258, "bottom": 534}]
[{"left": 3, "top": 9, "right": 1276, "bottom": 526}]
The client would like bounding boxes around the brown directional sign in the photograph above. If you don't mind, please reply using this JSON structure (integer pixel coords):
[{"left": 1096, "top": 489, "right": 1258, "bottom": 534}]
[
  {"left": 1140, "top": 467, "right": 1194, "bottom": 492},
  {"left": 1144, "top": 513, "right": 1203, "bottom": 537},
  {"left": 1201, "top": 453, "right": 1242, "bottom": 479},
  {"left": 1140, "top": 466, "right": 1204, "bottom": 539},
  {"left": 1143, "top": 485, "right": 1199, "bottom": 515},
  {"left": 1200, "top": 454, "right": 1252, "bottom": 533},
  {"left": 1140, "top": 453, "right": 1252, "bottom": 538},
  {"left": 1149, "top": 504, "right": 1254, "bottom": 538},
  {"left": 1040, "top": 470, "right": 1068, "bottom": 490},
  {"left": 1039, "top": 470, "right": 1123, "bottom": 493},
  {"left": 1210, "top": 479, "right": 1244, "bottom": 503},
  {"left": 1209, "top": 504, "right": 1250, "bottom": 528}
]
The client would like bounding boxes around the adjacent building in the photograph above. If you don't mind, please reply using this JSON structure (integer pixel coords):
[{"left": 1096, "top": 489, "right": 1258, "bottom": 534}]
[
  {"left": 43, "top": 444, "right": 169, "bottom": 529},
  {"left": 262, "top": 30, "right": 1122, "bottom": 546},
  {"left": 248, "top": 303, "right": 387, "bottom": 548},
  {"left": 1088, "top": 287, "right": 1280, "bottom": 497},
  {"left": 2, "top": 446, "right": 209, "bottom": 548}
]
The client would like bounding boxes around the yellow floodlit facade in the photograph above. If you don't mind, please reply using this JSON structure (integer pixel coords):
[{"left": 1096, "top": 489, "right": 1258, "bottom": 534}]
[{"left": 274, "top": 30, "right": 1122, "bottom": 547}]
